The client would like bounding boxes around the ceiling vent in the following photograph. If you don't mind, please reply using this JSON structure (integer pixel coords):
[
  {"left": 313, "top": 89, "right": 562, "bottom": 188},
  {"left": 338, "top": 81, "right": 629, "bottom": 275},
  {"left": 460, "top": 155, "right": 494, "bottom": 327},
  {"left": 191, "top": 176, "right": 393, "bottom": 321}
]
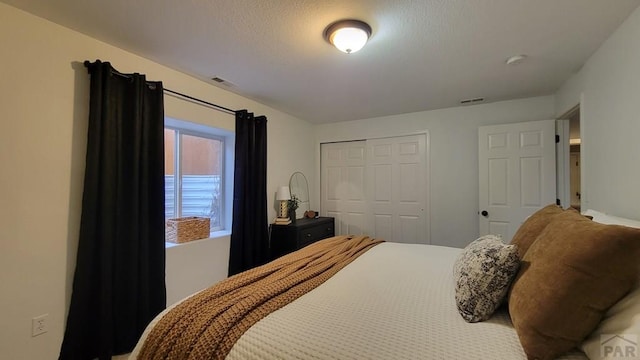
[
  {"left": 460, "top": 97, "right": 485, "bottom": 105},
  {"left": 211, "top": 76, "right": 235, "bottom": 87}
]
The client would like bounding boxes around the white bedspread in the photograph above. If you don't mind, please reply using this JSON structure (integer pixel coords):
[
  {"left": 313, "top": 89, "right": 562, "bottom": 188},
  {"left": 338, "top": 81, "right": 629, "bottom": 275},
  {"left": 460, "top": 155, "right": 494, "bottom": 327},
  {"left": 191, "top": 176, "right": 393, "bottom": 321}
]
[
  {"left": 226, "top": 242, "right": 587, "bottom": 360},
  {"left": 132, "top": 242, "right": 588, "bottom": 359}
]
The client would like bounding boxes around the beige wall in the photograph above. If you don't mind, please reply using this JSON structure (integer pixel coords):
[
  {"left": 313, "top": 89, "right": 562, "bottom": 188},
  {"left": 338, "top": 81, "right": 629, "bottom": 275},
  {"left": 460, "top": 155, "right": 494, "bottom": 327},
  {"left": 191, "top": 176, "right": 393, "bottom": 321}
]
[
  {"left": 555, "top": 5, "right": 640, "bottom": 219},
  {"left": 0, "top": 3, "right": 314, "bottom": 359}
]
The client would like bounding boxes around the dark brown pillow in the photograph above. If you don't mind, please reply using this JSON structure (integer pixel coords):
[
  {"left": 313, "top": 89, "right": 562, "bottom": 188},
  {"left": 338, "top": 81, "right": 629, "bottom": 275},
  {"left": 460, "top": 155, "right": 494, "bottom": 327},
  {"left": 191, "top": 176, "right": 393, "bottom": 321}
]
[
  {"left": 508, "top": 210, "right": 640, "bottom": 360},
  {"left": 510, "top": 204, "right": 563, "bottom": 258}
]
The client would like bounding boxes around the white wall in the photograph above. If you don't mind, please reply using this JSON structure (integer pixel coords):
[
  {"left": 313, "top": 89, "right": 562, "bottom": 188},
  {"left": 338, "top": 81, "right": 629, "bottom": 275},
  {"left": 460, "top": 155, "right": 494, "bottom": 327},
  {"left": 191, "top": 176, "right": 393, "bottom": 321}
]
[
  {"left": 0, "top": 3, "right": 314, "bottom": 359},
  {"left": 313, "top": 96, "right": 556, "bottom": 248},
  {"left": 165, "top": 238, "right": 230, "bottom": 305},
  {"left": 554, "top": 6, "right": 640, "bottom": 219}
]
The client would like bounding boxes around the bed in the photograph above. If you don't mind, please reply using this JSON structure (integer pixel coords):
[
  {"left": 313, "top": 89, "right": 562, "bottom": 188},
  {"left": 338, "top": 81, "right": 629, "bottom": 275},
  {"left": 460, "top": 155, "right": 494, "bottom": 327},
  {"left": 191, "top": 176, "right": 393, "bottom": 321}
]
[{"left": 130, "top": 207, "right": 640, "bottom": 360}]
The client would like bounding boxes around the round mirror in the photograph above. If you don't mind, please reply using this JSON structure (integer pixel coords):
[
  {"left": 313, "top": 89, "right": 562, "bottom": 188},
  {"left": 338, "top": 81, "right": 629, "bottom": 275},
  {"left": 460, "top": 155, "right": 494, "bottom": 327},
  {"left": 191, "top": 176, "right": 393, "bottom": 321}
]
[{"left": 289, "top": 172, "right": 310, "bottom": 218}]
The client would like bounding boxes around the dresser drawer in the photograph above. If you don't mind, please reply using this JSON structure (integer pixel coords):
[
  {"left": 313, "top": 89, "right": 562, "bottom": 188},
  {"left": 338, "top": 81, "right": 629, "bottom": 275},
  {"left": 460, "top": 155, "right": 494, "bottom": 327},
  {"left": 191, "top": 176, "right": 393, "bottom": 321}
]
[
  {"left": 269, "top": 217, "right": 335, "bottom": 260},
  {"left": 297, "top": 222, "right": 335, "bottom": 248}
]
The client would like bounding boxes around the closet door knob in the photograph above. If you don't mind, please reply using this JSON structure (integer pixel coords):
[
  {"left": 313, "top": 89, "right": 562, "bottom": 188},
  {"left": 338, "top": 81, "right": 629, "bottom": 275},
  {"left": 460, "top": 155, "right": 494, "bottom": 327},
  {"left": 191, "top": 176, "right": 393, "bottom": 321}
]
[{"left": 481, "top": 210, "right": 489, "bottom": 217}]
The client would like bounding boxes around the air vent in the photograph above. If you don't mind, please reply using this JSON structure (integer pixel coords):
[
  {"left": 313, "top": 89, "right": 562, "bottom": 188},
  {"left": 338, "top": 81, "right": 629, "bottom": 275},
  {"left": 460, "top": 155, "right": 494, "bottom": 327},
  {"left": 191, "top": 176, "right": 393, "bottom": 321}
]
[
  {"left": 211, "top": 76, "right": 235, "bottom": 87},
  {"left": 460, "top": 97, "right": 485, "bottom": 105}
]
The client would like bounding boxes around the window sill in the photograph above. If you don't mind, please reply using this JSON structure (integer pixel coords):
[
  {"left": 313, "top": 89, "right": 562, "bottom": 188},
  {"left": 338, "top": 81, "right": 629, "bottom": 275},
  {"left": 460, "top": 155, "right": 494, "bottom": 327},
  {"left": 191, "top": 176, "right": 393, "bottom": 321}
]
[{"left": 165, "top": 230, "right": 231, "bottom": 249}]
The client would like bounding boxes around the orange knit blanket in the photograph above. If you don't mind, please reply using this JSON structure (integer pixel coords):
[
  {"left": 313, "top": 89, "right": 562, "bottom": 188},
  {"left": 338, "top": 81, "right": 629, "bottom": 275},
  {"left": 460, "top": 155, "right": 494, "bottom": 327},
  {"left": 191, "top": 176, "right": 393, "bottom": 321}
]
[{"left": 138, "top": 235, "right": 384, "bottom": 360}]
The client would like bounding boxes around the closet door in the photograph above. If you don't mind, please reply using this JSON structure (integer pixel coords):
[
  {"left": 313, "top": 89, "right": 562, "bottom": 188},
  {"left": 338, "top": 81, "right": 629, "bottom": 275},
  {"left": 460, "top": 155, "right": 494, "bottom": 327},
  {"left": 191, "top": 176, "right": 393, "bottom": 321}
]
[
  {"left": 367, "top": 134, "right": 428, "bottom": 244},
  {"left": 321, "top": 141, "right": 367, "bottom": 236},
  {"left": 320, "top": 134, "right": 429, "bottom": 244}
]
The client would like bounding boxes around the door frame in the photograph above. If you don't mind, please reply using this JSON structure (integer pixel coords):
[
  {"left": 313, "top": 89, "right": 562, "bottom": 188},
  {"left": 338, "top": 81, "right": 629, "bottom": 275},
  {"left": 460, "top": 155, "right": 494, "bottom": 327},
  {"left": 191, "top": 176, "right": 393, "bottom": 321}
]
[
  {"left": 556, "top": 119, "right": 570, "bottom": 208},
  {"left": 556, "top": 102, "right": 582, "bottom": 210}
]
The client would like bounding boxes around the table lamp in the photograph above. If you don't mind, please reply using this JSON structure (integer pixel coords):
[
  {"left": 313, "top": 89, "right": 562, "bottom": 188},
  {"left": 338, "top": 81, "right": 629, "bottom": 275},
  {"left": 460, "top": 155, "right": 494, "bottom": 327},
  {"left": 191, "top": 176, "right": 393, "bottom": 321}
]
[{"left": 276, "top": 186, "right": 291, "bottom": 219}]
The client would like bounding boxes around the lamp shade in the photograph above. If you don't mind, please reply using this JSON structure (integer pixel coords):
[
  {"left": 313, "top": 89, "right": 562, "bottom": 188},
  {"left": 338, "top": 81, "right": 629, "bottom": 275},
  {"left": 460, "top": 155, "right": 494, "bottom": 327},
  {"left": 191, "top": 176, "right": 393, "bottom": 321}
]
[
  {"left": 276, "top": 186, "right": 291, "bottom": 200},
  {"left": 324, "top": 20, "right": 372, "bottom": 54}
]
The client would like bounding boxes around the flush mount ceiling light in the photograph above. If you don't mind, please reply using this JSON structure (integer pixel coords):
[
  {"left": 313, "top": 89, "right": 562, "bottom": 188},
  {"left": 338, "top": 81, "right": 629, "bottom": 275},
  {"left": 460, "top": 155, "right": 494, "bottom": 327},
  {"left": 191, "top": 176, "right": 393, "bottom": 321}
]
[
  {"left": 324, "top": 19, "right": 372, "bottom": 54},
  {"left": 506, "top": 54, "right": 527, "bottom": 65}
]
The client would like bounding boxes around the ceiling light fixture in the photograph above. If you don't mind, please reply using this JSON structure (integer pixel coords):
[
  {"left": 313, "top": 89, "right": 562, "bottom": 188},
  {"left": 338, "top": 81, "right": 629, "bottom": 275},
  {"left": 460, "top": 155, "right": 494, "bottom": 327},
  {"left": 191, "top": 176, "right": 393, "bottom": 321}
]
[
  {"left": 324, "top": 19, "right": 372, "bottom": 54},
  {"left": 506, "top": 54, "right": 527, "bottom": 65}
]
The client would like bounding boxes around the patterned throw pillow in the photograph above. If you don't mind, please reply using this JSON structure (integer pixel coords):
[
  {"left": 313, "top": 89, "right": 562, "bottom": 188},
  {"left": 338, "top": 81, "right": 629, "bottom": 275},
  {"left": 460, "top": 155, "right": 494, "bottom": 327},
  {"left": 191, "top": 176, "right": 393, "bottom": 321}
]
[{"left": 453, "top": 235, "right": 520, "bottom": 323}]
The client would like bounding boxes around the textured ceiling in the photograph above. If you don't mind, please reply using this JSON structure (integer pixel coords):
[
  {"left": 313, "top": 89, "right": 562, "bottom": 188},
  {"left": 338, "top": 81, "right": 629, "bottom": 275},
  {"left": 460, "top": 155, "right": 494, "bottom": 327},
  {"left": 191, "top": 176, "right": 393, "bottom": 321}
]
[{"left": 3, "top": 0, "right": 640, "bottom": 123}]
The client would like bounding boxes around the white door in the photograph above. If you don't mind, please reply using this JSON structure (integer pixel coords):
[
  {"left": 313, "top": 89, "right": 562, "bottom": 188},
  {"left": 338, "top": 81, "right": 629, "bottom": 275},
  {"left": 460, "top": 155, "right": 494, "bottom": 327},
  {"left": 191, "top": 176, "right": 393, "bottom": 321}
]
[
  {"left": 321, "top": 141, "right": 368, "bottom": 236},
  {"left": 321, "top": 135, "right": 429, "bottom": 243},
  {"left": 367, "top": 135, "right": 428, "bottom": 244},
  {"left": 478, "top": 120, "right": 556, "bottom": 241}
]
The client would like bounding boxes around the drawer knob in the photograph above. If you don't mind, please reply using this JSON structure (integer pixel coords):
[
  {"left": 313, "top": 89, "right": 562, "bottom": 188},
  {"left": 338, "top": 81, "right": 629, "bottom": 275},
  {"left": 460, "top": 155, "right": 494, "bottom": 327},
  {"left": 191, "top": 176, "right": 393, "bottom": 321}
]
[{"left": 306, "top": 233, "right": 311, "bottom": 237}]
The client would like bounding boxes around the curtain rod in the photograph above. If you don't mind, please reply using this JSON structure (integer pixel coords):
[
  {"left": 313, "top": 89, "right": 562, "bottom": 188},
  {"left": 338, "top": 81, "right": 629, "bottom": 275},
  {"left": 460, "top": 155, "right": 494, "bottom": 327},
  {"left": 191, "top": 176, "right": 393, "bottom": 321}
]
[{"left": 163, "top": 88, "right": 236, "bottom": 115}]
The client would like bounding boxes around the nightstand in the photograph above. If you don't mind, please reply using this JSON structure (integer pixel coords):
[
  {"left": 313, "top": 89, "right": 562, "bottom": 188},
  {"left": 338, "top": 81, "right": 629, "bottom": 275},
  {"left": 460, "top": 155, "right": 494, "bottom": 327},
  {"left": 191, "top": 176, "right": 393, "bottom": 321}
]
[{"left": 269, "top": 217, "right": 335, "bottom": 260}]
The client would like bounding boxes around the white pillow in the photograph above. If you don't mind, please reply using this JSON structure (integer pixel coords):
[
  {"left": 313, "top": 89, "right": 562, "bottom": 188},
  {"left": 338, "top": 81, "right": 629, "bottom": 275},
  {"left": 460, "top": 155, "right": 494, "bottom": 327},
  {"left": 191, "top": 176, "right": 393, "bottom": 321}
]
[
  {"left": 583, "top": 209, "right": 640, "bottom": 228},
  {"left": 580, "top": 209, "right": 640, "bottom": 359},
  {"left": 581, "top": 284, "right": 640, "bottom": 358}
]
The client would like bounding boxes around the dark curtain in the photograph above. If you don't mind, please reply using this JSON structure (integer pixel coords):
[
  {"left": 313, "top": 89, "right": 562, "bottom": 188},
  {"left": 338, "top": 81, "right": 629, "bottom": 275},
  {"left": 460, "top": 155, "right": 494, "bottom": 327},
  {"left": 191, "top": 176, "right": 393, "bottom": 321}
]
[
  {"left": 229, "top": 110, "right": 269, "bottom": 276},
  {"left": 59, "top": 61, "right": 166, "bottom": 359}
]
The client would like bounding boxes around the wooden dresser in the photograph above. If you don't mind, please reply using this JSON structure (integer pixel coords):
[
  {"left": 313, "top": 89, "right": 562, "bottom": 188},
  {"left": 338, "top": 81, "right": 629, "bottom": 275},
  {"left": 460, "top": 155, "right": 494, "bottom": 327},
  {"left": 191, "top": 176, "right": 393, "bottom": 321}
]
[{"left": 269, "top": 217, "right": 335, "bottom": 260}]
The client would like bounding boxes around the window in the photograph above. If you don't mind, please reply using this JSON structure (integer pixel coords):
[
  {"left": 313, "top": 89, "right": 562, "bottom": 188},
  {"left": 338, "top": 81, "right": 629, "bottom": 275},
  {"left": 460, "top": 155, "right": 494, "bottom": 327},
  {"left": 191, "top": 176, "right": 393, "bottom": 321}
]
[{"left": 165, "top": 117, "right": 234, "bottom": 234}]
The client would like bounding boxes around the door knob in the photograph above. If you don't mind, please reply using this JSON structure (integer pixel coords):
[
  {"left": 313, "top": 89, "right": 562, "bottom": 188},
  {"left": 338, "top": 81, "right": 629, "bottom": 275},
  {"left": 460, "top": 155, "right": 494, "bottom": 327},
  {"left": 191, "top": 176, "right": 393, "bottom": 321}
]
[{"left": 481, "top": 210, "right": 489, "bottom": 217}]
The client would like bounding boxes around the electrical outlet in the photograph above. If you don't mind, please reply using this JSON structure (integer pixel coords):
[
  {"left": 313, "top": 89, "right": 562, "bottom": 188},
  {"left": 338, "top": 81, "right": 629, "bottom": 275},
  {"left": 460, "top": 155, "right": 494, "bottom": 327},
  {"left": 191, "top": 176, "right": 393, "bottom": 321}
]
[{"left": 32, "top": 314, "right": 48, "bottom": 337}]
